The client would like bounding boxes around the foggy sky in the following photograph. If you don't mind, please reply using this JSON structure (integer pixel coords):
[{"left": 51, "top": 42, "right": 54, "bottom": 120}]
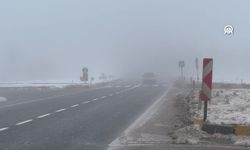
[{"left": 0, "top": 0, "right": 250, "bottom": 82}]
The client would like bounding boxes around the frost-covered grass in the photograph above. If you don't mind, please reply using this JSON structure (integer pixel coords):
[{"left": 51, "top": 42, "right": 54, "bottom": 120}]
[
  {"left": 173, "top": 87, "right": 250, "bottom": 146},
  {"left": 191, "top": 88, "right": 250, "bottom": 125}
]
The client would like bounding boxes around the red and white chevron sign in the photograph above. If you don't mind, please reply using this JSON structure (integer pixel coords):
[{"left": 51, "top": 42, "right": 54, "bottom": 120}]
[{"left": 200, "top": 58, "right": 213, "bottom": 101}]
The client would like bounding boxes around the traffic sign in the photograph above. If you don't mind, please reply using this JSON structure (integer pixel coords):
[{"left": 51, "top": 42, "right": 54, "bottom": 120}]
[
  {"left": 82, "top": 67, "right": 88, "bottom": 73},
  {"left": 80, "top": 67, "right": 89, "bottom": 82},
  {"left": 179, "top": 61, "right": 185, "bottom": 68},
  {"left": 200, "top": 58, "right": 213, "bottom": 101},
  {"left": 200, "top": 58, "right": 213, "bottom": 121}
]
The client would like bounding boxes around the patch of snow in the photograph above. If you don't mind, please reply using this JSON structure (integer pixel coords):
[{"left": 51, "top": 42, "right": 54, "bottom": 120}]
[
  {"left": 139, "top": 133, "right": 171, "bottom": 144},
  {"left": 232, "top": 136, "right": 250, "bottom": 147},
  {"left": 0, "top": 97, "right": 7, "bottom": 102},
  {"left": 173, "top": 125, "right": 208, "bottom": 144},
  {"left": 0, "top": 79, "right": 112, "bottom": 88},
  {"left": 190, "top": 88, "right": 250, "bottom": 125},
  {"left": 109, "top": 133, "right": 170, "bottom": 147}
]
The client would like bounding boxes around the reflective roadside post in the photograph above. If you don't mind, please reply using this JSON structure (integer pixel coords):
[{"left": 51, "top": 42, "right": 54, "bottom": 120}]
[{"left": 200, "top": 58, "right": 213, "bottom": 121}]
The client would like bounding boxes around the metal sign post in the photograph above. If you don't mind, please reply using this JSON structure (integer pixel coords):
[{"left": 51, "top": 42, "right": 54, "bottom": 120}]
[
  {"left": 178, "top": 61, "right": 185, "bottom": 79},
  {"left": 200, "top": 58, "right": 213, "bottom": 121},
  {"left": 195, "top": 58, "right": 199, "bottom": 82}
]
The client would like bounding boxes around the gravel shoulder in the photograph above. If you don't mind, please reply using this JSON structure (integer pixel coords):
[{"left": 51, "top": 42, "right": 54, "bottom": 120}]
[{"left": 107, "top": 83, "right": 193, "bottom": 149}]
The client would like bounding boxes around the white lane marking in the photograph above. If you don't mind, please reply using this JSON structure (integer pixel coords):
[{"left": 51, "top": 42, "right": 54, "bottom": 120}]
[
  {"left": 55, "top": 108, "right": 66, "bottom": 113},
  {"left": 105, "top": 85, "right": 112, "bottom": 88},
  {"left": 133, "top": 84, "right": 141, "bottom": 88},
  {"left": 82, "top": 101, "right": 90, "bottom": 104},
  {"left": 37, "top": 113, "right": 51, "bottom": 119},
  {"left": 0, "top": 85, "right": 118, "bottom": 109},
  {"left": 70, "top": 104, "right": 79, "bottom": 108},
  {"left": 0, "top": 91, "right": 89, "bottom": 109},
  {"left": 92, "top": 98, "right": 99, "bottom": 101},
  {"left": 125, "top": 85, "right": 130, "bottom": 88},
  {"left": 0, "top": 83, "right": 142, "bottom": 131},
  {"left": 0, "top": 127, "right": 8, "bottom": 132},
  {"left": 16, "top": 119, "right": 33, "bottom": 126}
]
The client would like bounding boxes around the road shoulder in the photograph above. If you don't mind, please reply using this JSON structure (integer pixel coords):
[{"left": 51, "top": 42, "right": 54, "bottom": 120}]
[{"left": 107, "top": 84, "right": 192, "bottom": 149}]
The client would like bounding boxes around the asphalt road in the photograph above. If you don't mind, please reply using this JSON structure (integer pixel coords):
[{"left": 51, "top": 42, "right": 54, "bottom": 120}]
[{"left": 0, "top": 81, "right": 166, "bottom": 150}]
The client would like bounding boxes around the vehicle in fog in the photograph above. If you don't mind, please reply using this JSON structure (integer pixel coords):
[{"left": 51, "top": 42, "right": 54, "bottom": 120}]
[{"left": 142, "top": 72, "right": 157, "bottom": 85}]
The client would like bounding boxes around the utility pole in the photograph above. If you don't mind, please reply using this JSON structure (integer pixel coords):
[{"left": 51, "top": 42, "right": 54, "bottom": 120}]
[
  {"left": 178, "top": 61, "right": 185, "bottom": 79},
  {"left": 195, "top": 57, "right": 199, "bottom": 83}
]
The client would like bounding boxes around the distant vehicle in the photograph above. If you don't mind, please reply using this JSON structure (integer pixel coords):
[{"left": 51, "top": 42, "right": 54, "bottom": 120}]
[{"left": 142, "top": 72, "right": 157, "bottom": 84}]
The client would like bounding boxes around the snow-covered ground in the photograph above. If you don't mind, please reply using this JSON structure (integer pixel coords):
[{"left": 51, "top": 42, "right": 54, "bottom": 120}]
[
  {"left": 0, "top": 79, "right": 112, "bottom": 88},
  {"left": 173, "top": 125, "right": 209, "bottom": 144},
  {"left": 173, "top": 124, "right": 250, "bottom": 146},
  {"left": 173, "top": 87, "right": 250, "bottom": 146},
  {"left": 191, "top": 88, "right": 250, "bottom": 125}
]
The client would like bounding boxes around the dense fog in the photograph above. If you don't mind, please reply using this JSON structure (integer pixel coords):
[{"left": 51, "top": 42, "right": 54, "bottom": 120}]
[{"left": 0, "top": 0, "right": 249, "bottom": 83}]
